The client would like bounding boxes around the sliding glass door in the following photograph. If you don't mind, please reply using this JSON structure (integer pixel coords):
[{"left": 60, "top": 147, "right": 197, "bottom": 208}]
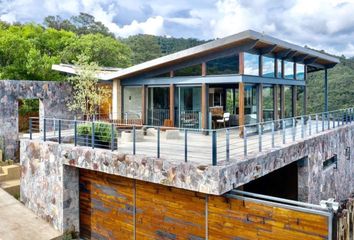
[
  {"left": 147, "top": 87, "right": 170, "bottom": 126},
  {"left": 175, "top": 86, "right": 201, "bottom": 128}
]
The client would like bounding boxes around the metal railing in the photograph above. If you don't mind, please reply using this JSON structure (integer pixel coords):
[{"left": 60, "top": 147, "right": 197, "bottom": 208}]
[{"left": 27, "top": 107, "right": 354, "bottom": 166}]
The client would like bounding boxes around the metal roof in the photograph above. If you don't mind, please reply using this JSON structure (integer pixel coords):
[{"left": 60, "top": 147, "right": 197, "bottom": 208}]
[{"left": 105, "top": 30, "right": 339, "bottom": 80}]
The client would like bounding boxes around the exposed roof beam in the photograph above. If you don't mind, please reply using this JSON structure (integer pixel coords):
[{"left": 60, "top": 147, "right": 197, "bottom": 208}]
[
  {"left": 259, "top": 44, "right": 277, "bottom": 55},
  {"left": 293, "top": 54, "right": 308, "bottom": 62},
  {"left": 284, "top": 51, "right": 297, "bottom": 60},
  {"left": 304, "top": 57, "right": 318, "bottom": 64},
  {"left": 275, "top": 49, "right": 292, "bottom": 59}
]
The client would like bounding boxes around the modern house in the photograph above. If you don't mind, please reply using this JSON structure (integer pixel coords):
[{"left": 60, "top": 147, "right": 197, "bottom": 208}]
[{"left": 18, "top": 30, "right": 353, "bottom": 240}]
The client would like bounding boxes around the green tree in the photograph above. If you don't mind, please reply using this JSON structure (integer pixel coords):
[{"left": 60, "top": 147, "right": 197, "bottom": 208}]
[
  {"left": 67, "top": 55, "right": 111, "bottom": 119},
  {"left": 122, "top": 34, "right": 162, "bottom": 64}
]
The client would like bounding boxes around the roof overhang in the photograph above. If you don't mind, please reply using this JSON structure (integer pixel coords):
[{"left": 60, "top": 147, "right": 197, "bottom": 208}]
[{"left": 105, "top": 30, "right": 340, "bottom": 80}]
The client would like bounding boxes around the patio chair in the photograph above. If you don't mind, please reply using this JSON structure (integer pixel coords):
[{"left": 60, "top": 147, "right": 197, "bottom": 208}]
[{"left": 216, "top": 112, "right": 230, "bottom": 128}]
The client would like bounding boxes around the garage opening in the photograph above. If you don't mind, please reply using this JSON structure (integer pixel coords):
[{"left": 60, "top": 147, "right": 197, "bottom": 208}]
[{"left": 240, "top": 160, "right": 300, "bottom": 200}]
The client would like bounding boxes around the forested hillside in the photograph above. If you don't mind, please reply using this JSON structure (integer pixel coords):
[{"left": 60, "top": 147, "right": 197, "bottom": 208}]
[{"left": 0, "top": 13, "right": 353, "bottom": 112}]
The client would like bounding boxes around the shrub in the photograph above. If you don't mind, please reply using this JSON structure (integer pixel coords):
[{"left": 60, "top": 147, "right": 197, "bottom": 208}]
[{"left": 77, "top": 122, "right": 117, "bottom": 143}]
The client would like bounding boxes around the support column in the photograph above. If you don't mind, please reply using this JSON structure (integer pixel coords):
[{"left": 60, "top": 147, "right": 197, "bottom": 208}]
[
  {"left": 239, "top": 52, "right": 245, "bottom": 74},
  {"left": 201, "top": 62, "right": 207, "bottom": 77},
  {"left": 169, "top": 84, "right": 175, "bottom": 126},
  {"left": 273, "top": 85, "right": 279, "bottom": 121},
  {"left": 280, "top": 85, "right": 285, "bottom": 119},
  {"left": 259, "top": 55, "right": 263, "bottom": 76},
  {"left": 324, "top": 68, "right": 328, "bottom": 112},
  {"left": 112, "top": 79, "right": 122, "bottom": 120},
  {"left": 141, "top": 85, "right": 147, "bottom": 125},
  {"left": 303, "top": 65, "right": 308, "bottom": 115},
  {"left": 201, "top": 83, "right": 209, "bottom": 129},
  {"left": 239, "top": 83, "right": 245, "bottom": 136},
  {"left": 169, "top": 70, "right": 174, "bottom": 78},
  {"left": 292, "top": 86, "right": 297, "bottom": 117},
  {"left": 257, "top": 84, "right": 263, "bottom": 122},
  {"left": 281, "top": 60, "right": 285, "bottom": 79},
  {"left": 274, "top": 58, "right": 278, "bottom": 78}
]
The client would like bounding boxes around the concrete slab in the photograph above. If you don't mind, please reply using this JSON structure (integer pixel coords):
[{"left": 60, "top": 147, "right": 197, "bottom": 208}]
[{"left": 0, "top": 188, "right": 61, "bottom": 240}]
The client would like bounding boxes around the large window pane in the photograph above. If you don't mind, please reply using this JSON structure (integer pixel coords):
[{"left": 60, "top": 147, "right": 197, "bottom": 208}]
[
  {"left": 277, "top": 59, "right": 282, "bottom": 78},
  {"left": 244, "top": 53, "right": 259, "bottom": 76},
  {"left": 207, "top": 55, "right": 239, "bottom": 75},
  {"left": 284, "top": 86, "right": 293, "bottom": 118},
  {"left": 262, "top": 56, "right": 275, "bottom": 78},
  {"left": 244, "top": 84, "right": 257, "bottom": 124},
  {"left": 263, "top": 86, "right": 274, "bottom": 121},
  {"left": 176, "top": 86, "right": 201, "bottom": 128},
  {"left": 296, "top": 63, "right": 305, "bottom": 80},
  {"left": 147, "top": 87, "right": 170, "bottom": 126},
  {"left": 284, "top": 61, "right": 294, "bottom": 79},
  {"left": 123, "top": 87, "right": 142, "bottom": 119},
  {"left": 296, "top": 86, "right": 305, "bottom": 115},
  {"left": 174, "top": 64, "right": 201, "bottom": 76}
]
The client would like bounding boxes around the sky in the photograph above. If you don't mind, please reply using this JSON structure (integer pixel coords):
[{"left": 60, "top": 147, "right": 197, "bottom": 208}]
[{"left": 1, "top": 0, "right": 354, "bottom": 57}]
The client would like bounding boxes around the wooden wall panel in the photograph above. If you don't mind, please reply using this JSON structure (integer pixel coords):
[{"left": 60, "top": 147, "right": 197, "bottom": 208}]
[
  {"left": 208, "top": 196, "right": 329, "bottom": 240},
  {"left": 79, "top": 169, "right": 134, "bottom": 240},
  {"left": 135, "top": 181, "right": 206, "bottom": 240}
]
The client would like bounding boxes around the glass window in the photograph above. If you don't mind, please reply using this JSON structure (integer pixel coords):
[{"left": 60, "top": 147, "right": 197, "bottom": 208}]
[
  {"left": 277, "top": 59, "right": 282, "bottom": 78},
  {"left": 174, "top": 64, "right": 201, "bottom": 76},
  {"left": 244, "top": 84, "right": 257, "bottom": 124},
  {"left": 296, "top": 86, "right": 305, "bottom": 115},
  {"left": 296, "top": 63, "right": 305, "bottom": 80},
  {"left": 123, "top": 87, "right": 142, "bottom": 119},
  {"left": 175, "top": 86, "right": 201, "bottom": 128},
  {"left": 284, "top": 86, "right": 293, "bottom": 118},
  {"left": 244, "top": 53, "right": 259, "bottom": 76},
  {"left": 147, "top": 87, "right": 170, "bottom": 126},
  {"left": 207, "top": 55, "right": 239, "bottom": 75},
  {"left": 284, "top": 61, "right": 294, "bottom": 79},
  {"left": 262, "top": 56, "right": 275, "bottom": 78},
  {"left": 263, "top": 86, "right": 274, "bottom": 122}
]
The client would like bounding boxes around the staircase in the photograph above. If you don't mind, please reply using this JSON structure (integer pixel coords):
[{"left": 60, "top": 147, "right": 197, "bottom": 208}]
[{"left": 0, "top": 165, "right": 20, "bottom": 196}]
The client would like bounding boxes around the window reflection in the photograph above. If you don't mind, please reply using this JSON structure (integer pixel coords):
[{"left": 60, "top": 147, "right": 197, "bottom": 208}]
[
  {"left": 123, "top": 87, "right": 142, "bottom": 119},
  {"left": 262, "top": 56, "right": 275, "bottom": 78},
  {"left": 284, "top": 61, "right": 294, "bottom": 79},
  {"left": 244, "top": 53, "right": 259, "bottom": 76},
  {"left": 244, "top": 84, "right": 257, "bottom": 124},
  {"left": 296, "top": 63, "right": 305, "bottom": 80},
  {"left": 284, "top": 86, "right": 293, "bottom": 118},
  {"left": 277, "top": 59, "right": 282, "bottom": 78},
  {"left": 263, "top": 85, "right": 274, "bottom": 121}
]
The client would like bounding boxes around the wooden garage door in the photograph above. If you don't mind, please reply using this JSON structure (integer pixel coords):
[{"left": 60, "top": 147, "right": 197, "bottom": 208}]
[{"left": 79, "top": 169, "right": 134, "bottom": 240}]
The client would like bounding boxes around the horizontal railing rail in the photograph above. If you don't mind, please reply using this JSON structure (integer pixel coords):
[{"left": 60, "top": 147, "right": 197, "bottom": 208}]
[{"left": 27, "top": 107, "right": 354, "bottom": 166}]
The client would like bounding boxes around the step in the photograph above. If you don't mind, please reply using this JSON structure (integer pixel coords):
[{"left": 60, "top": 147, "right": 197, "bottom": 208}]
[
  {"left": 0, "top": 165, "right": 21, "bottom": 181},
  {"left": 0, "top": 179, "right": 20, "bottom": 196}
]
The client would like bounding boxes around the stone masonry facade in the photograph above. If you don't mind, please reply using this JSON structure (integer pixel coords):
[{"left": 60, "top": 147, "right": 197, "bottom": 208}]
[
  {"left": 0, "top": 80, "right": 74, "bottom": 160},
  {"left": 20, "top": 124, "right": 354, "bottom": 233}
]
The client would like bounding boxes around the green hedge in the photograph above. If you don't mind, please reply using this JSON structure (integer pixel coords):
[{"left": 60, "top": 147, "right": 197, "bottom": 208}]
[{"left": 77, "top": 122, "right": 117, "bottom": 143}]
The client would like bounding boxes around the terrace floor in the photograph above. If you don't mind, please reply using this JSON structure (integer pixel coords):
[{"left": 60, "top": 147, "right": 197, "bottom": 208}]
[{"left": 24, "top": 119, "right": 345, "bottom": 165}]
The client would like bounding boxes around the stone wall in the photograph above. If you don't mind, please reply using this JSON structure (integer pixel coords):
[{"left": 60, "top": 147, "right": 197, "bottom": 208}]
[
  {"left": 0, "top": 80, "right": 74, "bottom": 160},
  {"left": 20, "top": 124, "right": 354, "bottom": 232}
]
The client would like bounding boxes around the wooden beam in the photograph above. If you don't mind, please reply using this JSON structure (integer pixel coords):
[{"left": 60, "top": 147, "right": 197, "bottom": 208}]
[
  {"left": 274, "top": 58, "right": 278, "bottom": 78},
  {"left": 294, "top": 62, "right": 297, "bottom": 80},
  {"left": 141, "top": 85, "right": 147, "bottom": 124},
  {"left": 259, "top": 44, "right": 277, "bottom": 55},
  {"left": 239, "top": 83, "right": 245, "bottom": 136},
  {"left": 259, "top": 55, "right": 263, "bottom": 77},
  {"left": 201, "top": 83, "right": 209, "bottom": 129},
  {"left": 169, "top": 84, "right": 175, "bottom": 126},
  {"left": 292, "top": 86, "right": 297, "bottom": 117},
  {"left": 239, "top": 52, "right": 244, "bottom": 75},
  {"left": 280, "top": 85, "right": 285, "bottom": 119},
  {"left": 170, "top": 71, "right": 174, "bottom": 78},
  {"left": 273, "top": 85, "right": 279, "bottom": 121},
  {"left": 201, "top": 62, "right": 207, "bottom": 77},
  {"left": 281, "top": 60, "right": 285, "bottom": 79}
]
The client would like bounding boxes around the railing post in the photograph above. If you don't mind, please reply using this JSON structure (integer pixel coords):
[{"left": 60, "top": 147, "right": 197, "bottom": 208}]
[
  {"left": 184, "top": 129, "right": 188, "bottom": 162},
  {"left": 337, "top": 112, "right": 340, "bottom": 127},
  {"left": 212, "top": 130, "right": 217, "bottom": 166},
  {"left": 133, "top": 125, "right": 136, "bottom": 155},
  {"left": 322, "top": 113, "right": 325, "bottom": 132},
  {"left": 282, "top": 120, "right": 286, "bottom": 144},
  {"left": 111, "top": 123, "right": 115, "bottom": 151},
  {"left": 226, "top": 129, "right": 230, "bottom": 161},
  {"left": 58, "top": 119, "right": 62, "bottom": 144},
  {"left": 301, "top": 116, "right": 304, "bottom": 139},
  {"left": 29, "top": 118, "right": 32, "bottom": 140},
  {"left": 332, "top": 113, "right": 335, "bottom": 128},
  {"left": 271, "top": 121, "right": 275, "bottom": 148},
  {"left": 74, "top": 120, "right": 77, "bottom": 146},
  {"left": 43, "top": 118, "right": 46, "bottom": 142},
  {"left": 309, "top": 116, "right": 312, "bottom": 136},
  {"left": 316, "top": 114, "right": 319, "bottom": 133},
  {"left": 327, "top": 112, "right": 330, "bottom": 129},
  {"left": 157, "top": 127, "right": 160, "bottom": 158},
  {"left": 258, "top": 124, "right": 262, "bottom": 152},
  {"left": 91, "top": 121, "right": 95, "bottom": 149},
  {"left": 244, "top": 127, "right": 247, "bottom": 156},
  {"left": 292, "top": 118, "right": 296, "bottom": 142}
]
